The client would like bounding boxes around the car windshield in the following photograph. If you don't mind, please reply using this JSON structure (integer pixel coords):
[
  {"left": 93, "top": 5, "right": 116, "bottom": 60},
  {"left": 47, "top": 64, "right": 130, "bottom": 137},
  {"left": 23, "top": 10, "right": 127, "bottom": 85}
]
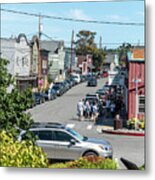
[
  {"left": 53, "top": 86, "right": 59, "bottom": 90},
  {"left": 66, "top": 128, "right": 84, "bottom": 141}
]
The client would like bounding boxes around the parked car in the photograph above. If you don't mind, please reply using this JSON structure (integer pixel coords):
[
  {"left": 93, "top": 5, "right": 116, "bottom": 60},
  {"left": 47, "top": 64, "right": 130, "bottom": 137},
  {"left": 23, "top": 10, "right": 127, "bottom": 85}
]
[
  {"left": 32, "top": 92, "right": 45, "bottom": 105},
  {"left": 71, "top": 74, "right": 81, "bottom": 84},
  {"left": 87, "top": 76, "right": 97, "bottom": 86},
  {"left": 54, "top": 82, "right": 66, "bottom": 93},
  {"left": 69, "top": 77, "right": 76, "bottom": 86},
  {"left": 18, "top": 122, "right": 113, "bottom": 160},
  {"left": 44, "top": 89, "right": 57, "bottom": 101},
  {"left": 66, "top": 79, "right": 73, "bottom": 88},
  {"left": 63, "top": 80, "right": 70, "bottom": 91},
  {"left": 52, "top": 85, "right": 64, "bottom": 96}
]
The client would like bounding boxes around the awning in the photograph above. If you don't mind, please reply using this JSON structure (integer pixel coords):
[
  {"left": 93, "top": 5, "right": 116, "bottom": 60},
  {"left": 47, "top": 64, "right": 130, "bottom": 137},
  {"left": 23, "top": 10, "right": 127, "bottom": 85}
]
[{"left": 16, "top": 76, "right": 37, "bottom": 81}]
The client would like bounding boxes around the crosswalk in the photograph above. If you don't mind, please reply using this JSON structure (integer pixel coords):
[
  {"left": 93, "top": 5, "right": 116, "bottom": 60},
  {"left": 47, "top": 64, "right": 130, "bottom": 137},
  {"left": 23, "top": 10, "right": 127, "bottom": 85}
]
[{"left": 66, "top": 123, "right": 93, "bottom": 130}]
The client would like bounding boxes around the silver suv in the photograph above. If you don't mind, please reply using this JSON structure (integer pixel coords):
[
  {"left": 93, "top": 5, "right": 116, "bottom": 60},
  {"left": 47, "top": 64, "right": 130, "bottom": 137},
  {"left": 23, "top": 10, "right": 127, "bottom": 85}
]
[{"left": 18, "top": 122, "right": 113, "bottom": 160}]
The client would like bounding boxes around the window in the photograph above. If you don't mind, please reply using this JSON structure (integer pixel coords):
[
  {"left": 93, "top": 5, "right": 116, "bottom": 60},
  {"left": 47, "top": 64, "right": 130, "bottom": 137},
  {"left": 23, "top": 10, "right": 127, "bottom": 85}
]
[
  {"left": 22, "top": 131, "right": 39, "bottom": 140},
  {"left": 138, "top": 95, "right": 145, "bottom": 113},
  {"left": 53, "top": 131, "right": 73, "bottom": 142},
  {"left": 38, "top": 130, "right": 53, "bottom": 141}
]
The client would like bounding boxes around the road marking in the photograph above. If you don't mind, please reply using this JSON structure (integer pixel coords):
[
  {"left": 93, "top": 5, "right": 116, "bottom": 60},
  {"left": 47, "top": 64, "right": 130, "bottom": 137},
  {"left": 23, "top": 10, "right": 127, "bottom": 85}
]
[
  {"left": 66, "top": 124, "right": 75, "bottom": 128},
  {"left": 87, "top": 124, "right": 93, "bottom": 130}
]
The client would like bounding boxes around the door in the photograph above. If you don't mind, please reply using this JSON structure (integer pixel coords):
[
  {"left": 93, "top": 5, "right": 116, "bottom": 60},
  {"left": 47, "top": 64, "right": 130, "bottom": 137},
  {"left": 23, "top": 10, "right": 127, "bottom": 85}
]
[
  {"left": 52, "top": 130, "right": 82, "bottom": 160},
  {"left": 36, "top": 130, "right": 56, "bottom": 159}
]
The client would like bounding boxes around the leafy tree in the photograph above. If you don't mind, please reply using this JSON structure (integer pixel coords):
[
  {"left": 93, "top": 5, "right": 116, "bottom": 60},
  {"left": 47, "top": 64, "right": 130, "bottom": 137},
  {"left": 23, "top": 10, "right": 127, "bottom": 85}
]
[
  {"left": 75, "top": 30, "right": 106, "bottom": 70},
  {"left": 93, "top": 48, "right": 106, "bottom": 71},
  {"left": 75, "top": 30, "right": 97, "bottom": 55},
  {"left": 117, "top": 43, "right": 133, "bottom": 65},
  {"left": 0, "top": 58, "right": 34, "bottom": 136}
]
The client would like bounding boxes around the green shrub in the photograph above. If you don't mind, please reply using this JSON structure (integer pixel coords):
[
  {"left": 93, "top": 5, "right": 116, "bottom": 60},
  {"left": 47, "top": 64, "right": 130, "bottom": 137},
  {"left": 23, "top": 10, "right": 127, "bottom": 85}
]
[
  {"left": 49, "top": 156, "right": 118, "bottom": 170},
  {"left": 0, "top": 131, "right": 48, "bottom": 168}
]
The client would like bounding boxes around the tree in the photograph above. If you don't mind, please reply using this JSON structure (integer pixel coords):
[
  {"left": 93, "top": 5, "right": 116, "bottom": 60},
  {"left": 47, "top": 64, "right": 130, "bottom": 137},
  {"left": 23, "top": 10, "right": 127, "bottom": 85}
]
[
  {"left": 75, "top": 30, "right": 97, "bottom": 55},
  {"left": 75, "top": 30, "right": 106, "bottom": 70},
  {"left": 117, "top": 43, "right": 133, "bottom": 65},
  {"left": 93, "top": 48, "right": 106, "bottom": 71},
  {"left": 0, "top": 58, "right": 34, "bottom": 136}
]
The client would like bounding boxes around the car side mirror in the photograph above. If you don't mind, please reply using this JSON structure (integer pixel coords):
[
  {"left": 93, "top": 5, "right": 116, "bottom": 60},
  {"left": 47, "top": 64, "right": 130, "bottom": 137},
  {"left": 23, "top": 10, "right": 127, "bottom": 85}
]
[{"left": 70, "top": 139, "right": 76, "bottom": 145}]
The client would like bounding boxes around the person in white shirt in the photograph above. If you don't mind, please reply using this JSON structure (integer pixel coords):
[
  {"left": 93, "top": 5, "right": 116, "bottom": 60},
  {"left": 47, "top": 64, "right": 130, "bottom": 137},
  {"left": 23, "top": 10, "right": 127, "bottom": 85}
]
[{"left": 77, "top": 100, "right": 84, "bottom": 121}]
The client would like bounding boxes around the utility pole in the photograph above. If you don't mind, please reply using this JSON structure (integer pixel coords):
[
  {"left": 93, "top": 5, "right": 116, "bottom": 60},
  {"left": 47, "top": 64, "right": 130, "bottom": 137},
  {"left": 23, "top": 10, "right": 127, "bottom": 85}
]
[
  {"left": 70, "top": 30, "right": 74, "bottom": 74},
  {"left": 38, "top": 14, "right": 43, "bottom": 90}
]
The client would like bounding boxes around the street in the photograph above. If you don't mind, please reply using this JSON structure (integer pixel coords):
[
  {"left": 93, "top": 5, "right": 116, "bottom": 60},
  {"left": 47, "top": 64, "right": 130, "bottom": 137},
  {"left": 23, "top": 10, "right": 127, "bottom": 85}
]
[{"left": 28, "top": 78, "right": 145, "bottom": 169}]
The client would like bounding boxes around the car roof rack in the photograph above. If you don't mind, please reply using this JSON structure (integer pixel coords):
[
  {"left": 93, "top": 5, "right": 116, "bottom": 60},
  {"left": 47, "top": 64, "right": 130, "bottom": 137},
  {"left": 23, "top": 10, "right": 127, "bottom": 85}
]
[{"left": 31, "top": 122, "right": 65, "bottom": 129}]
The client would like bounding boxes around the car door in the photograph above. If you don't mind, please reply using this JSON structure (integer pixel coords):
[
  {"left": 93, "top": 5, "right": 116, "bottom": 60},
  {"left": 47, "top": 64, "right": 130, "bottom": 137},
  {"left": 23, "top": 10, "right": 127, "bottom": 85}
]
[
  {"left": 36, "top": 130, "right": 55, "bottom": 159},
  {"left": 52, "top": 130, "right": 82, "bottom": 160}
]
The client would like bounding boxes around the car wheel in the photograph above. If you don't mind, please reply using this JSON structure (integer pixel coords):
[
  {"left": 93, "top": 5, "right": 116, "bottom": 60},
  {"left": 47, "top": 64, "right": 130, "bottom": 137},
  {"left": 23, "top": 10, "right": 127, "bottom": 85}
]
[{"left": 83, "top": 151, "right": 98, "bottom": 157}]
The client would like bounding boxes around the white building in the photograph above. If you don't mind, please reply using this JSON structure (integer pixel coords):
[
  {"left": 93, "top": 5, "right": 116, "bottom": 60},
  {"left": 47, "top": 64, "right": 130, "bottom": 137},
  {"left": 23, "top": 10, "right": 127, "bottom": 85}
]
[{"left": 0, "top": 34, "right": 36, "bottom": 90}]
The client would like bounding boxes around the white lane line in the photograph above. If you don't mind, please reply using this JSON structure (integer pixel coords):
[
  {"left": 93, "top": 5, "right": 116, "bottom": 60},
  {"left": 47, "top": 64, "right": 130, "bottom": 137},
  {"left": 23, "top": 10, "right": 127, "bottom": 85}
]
[
  {"left": 66, "top": 124, "right": 75, "bottom": 128},
  {"left": 87, "top": 124, "right": 93, "bottom": 130}
]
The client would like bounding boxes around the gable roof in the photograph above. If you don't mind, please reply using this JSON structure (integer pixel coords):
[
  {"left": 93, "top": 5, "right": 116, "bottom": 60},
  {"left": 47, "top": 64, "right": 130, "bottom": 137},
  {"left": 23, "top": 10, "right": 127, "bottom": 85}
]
[{"left": 40, "top": 40, "right": 64, "bottom": 54}]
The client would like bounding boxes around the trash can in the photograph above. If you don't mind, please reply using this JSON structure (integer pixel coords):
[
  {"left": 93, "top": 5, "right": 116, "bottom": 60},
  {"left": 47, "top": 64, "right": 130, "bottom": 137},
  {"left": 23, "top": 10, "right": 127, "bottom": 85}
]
[{"left": 114, "top": 114, "right": 122, "bottom": 130}]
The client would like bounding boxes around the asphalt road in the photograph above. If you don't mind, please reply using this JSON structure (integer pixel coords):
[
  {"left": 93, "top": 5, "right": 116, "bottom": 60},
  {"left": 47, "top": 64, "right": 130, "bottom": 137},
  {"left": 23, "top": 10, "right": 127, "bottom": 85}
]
[{"left": 28, "top": 78, "right": 145, "bottom": 169}]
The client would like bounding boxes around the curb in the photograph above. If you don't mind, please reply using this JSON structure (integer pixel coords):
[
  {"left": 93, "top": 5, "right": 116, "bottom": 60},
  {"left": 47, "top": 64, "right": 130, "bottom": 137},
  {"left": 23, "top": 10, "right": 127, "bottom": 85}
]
[{"left": 102, "top": 129, "right": 145, "bottom": 136}]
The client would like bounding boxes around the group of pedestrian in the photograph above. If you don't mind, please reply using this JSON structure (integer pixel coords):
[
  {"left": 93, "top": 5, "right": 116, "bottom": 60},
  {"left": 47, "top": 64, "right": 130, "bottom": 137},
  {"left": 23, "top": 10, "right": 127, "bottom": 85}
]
[
  {"left": 77, "top": 99, "right": 99, "bottom": 122},
  {"left": 103, "top": 86, "right": 124, "bottom": 118}
]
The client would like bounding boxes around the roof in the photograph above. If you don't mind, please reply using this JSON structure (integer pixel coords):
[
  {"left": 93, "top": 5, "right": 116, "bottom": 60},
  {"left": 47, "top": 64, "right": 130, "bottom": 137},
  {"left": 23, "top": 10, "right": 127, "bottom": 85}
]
[
  {"left": 128, "top": 47, "right": 145, "bottom": 62},
  {"left": 0, "top": 33, "right": 30, "bottom": 45},
  {"left": 40, "top": 40, "right": 64, "bottom": 54}
]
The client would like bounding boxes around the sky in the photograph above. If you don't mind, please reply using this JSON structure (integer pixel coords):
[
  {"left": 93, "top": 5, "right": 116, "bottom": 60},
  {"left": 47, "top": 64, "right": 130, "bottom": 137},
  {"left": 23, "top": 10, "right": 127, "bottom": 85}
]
[{"left": 1, "top": 0, "right": 145, "bottom": 49}]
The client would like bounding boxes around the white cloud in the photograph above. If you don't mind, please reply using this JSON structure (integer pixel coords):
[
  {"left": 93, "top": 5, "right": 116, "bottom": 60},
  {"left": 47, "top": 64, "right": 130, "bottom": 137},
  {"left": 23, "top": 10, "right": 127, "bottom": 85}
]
[{"left": 69, "top": 9, "right": 92, "bottom": 20}]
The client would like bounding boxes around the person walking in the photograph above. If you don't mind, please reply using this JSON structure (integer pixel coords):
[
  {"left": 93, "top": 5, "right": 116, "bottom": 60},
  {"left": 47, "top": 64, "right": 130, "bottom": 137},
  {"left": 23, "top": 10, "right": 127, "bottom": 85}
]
[
  {"left": 92, "top": 102, "right": 98, "bottom": 123},
  {"left": 77, "top": 100, "right": 84, "bottom": 121},
  {"left": 110, "top": 101, "right": 116, "bottom": 118},
  {"left": 85, "top": 100, "right": 91, "bottom": 119},
  {"left": 106, "top": 98, "right": 111, "bottom": 118}
]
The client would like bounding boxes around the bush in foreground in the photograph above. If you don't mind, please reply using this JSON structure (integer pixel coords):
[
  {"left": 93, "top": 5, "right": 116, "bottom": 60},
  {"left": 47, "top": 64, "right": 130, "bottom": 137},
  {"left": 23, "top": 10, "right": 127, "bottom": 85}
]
[
  {"left": 49, "top": 156, "right": 118, "bottom": 170},
  {"left": 0, "top": 131, "right": 48, "bottom": 168}
]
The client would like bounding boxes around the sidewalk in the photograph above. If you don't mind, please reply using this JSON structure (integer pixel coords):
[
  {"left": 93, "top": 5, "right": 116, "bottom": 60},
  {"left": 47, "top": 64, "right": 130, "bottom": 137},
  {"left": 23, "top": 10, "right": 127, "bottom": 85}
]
[{"left": 95, "top": 115, "right": 145, "bottom": 137}]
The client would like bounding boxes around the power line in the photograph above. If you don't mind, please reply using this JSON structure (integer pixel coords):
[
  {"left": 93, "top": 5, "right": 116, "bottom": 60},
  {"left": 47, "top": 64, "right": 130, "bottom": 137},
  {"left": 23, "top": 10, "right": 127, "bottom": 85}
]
[{"left": 1, "top": 8, "right": 144, "bottom": 26}]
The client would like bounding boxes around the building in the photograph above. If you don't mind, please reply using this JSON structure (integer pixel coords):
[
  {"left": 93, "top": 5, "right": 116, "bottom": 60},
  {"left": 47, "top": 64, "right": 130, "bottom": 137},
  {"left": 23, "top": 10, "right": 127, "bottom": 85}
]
[
  {"left": 64, "top": 47, "right": 77, "bottom": 73},
  {"left": 103, "top": 53, "right": 115, "bottom": 70},
  {"left": 0, "top": 34, "right": 37, "bottom": 91},
  {"left": 41, "top": 40, "right": 65, "bottom": 82},
  {"left": 127, "top": 47, "right": 145, "bottom": 120},
  {"left": 77, "top": 54, "right": 93, "bottom": 75}
]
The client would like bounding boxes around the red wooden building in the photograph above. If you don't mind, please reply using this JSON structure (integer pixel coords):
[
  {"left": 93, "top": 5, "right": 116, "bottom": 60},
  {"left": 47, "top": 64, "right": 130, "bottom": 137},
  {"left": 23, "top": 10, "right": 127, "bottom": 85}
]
[{"left": 127, "top": 47, "right": 145, "bottom": 120}]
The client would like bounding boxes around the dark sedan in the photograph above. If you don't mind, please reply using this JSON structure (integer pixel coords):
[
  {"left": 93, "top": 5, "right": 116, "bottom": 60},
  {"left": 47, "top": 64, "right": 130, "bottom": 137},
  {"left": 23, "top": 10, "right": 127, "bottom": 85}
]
[
  {"left": 87, "top": 77, "right": 97, "bottom": 87},
  {"left": 52, "top": 85, "right": 64, "bottom": 96},
  {"left": 44, "top": 89, "right": 57, "bottom": 101},
  {"left": 33, "top": 92, "right": 45, "bottom": 105}
]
